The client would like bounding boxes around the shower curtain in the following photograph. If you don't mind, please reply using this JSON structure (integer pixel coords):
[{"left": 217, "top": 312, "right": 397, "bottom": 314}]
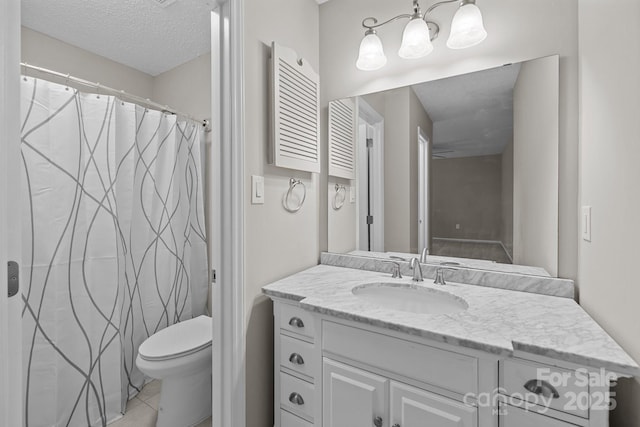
[{"left": 20, "top": 77, "right": 209, "bottom": 427}]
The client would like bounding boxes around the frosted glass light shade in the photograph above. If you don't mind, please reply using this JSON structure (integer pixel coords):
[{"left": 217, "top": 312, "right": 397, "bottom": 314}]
[
  {"left": 356, "top": 33, "right": 387, "bottom": 71},
  {"left": 398, "top": 18, "right": 433, "bottom": 59},
  {"left": 446, "top": 3, "right": 487, "bottom": 49}
]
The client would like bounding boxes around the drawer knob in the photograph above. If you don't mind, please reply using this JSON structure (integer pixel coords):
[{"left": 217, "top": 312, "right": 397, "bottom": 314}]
[
  {"left": 373, "top": 416, "right": 383, "bottom": 427},
  {"left": 524, "top": 379, "right": 560, "bottom": 399},
  {"left": 288, "top": 392, "right": 305, "bottom": 406},
  {"left": 288, "top": 317, "right": 305, "bottom": 328},
  {"left": 289, "top": 353, "right": 305, "bottom": 365}
]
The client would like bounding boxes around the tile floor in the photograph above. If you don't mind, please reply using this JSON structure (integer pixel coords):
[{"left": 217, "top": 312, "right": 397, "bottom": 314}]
[{"left": 107, "top": 380, "right": 212, "bottom": 427}]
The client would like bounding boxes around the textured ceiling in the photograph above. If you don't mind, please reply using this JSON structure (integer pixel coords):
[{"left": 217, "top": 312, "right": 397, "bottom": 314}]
[
  {"left": 413, "top": 63, "right": 521, "bottom": 159},
  {"left": 22, "top": 0, "right": 214, "bottom": 76}
]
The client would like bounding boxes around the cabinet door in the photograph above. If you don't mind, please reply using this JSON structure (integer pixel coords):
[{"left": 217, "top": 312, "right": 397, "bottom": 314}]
[
  {"left": 390, "top": 382, "right": 477, "bottom": 427},
  {"left": 323, "top": 358, "right": 388, "bottom": 427}
]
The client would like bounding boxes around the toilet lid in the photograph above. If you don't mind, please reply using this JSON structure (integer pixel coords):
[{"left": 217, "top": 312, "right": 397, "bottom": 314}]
[{"left": 138, "top": 315, "right": 212, "bottom": 361}]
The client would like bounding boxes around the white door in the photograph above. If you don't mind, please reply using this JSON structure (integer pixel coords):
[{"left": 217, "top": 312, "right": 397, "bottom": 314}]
[
  {"left": 323, "top": 358, "right": 388, "bottom": 427},
  {"left": 390, "top": 381, "right": 477, "bottom": 427},
  {"left": 357, "top": 121, "right": 370, "bottom": 251},
  {"left": 0, "top": 0, "right": 23, "bottom": 425},
  {"left": 357, "top": 97, "right": 385, "bottom": 253},
  {"left": 418, "top": 128, "right": 430, "bottom": 254}
]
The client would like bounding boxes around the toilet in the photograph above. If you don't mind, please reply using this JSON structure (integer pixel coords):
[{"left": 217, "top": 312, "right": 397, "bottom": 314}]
[{"left": 136, "top": 315, "right": 212, "bottom": 427}]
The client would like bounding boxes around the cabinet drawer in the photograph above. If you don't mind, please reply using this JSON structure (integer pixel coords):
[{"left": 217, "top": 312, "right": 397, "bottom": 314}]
[
  {"left": 280, "top": 303, "right": 316, "bottom": 339},
  {"left": 323, "top": 321, "right": 477, "bottom": 395},
  {"left": 280, "top": 372, "right": 315, "bottom": 420},
  {"left": 501, "top": 404, "right": 580, "bottom": 426},
  {"left": 500, "top": 359, "right": 588, "bottom": 418},
  {"left": 281, "top": 409, "right": 313, "bottom": 427},
  {"left": 280, "top": 334, "right": 316, "bottom": 379}
]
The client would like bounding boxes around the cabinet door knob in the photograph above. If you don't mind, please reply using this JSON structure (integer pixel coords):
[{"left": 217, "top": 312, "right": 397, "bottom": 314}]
[
  {"left": 288, "top": 317, "right": 304, "bottom": 328},
  {"left": 289, "top": 353, "right": 305, "bottom": 365},
  {"left": 288, "top": 392, "right": 304, "bottom": 405},
  {"left": 373, "top": 416, "right": 383, "bottom": 427},
  {"left": 524, "top": 379, "right": 560, "bottom": 399}
]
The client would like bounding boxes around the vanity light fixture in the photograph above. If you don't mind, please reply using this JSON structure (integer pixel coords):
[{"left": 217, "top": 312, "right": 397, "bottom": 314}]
[{"left": 356, "top": 0, "right": 488, "bottom": 71}]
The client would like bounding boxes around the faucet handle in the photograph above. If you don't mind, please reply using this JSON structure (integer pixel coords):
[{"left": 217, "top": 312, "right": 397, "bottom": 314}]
[
  {"left": 434, "top": 267, "right": 454, "bottom": 285},
  {"left": 386, "top": 261, "right": 402, "bottom": 279}
]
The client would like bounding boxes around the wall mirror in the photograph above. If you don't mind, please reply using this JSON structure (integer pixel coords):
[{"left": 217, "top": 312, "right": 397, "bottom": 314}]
[{"left": 327, "top": 56, "right": 560, "bottom": 277}]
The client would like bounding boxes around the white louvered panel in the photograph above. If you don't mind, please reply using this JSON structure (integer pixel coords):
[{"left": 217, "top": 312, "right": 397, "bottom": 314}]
[
  {"left": 328, "top": 98, "right": 356, "bottom": 179},
  {"left": 270, "top": 42, "right": 320, "bottom": 173}
]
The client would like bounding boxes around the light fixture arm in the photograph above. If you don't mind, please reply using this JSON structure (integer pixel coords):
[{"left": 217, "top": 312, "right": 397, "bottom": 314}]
[
  {"left": 361, "top": 15, "right": 413, "bottom": 32},
  {"left": 425, "top": 0, "right": 465, "bottom": 15},
  {"left": 362, "top": 1, "right": 440, "bottom": 40}
]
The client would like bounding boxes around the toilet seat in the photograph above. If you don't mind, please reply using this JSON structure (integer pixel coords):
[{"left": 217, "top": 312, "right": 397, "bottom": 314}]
[{"left": 138, "top": 315, "right": 212, "bottom": 362}]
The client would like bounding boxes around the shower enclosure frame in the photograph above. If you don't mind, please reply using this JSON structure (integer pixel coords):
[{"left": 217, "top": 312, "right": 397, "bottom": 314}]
[
  {"left": 0, "top": 2, "right": 247, "bottom": 427},
  {"left": 0, "top": 0, "right": 23, "bottom": 425}
]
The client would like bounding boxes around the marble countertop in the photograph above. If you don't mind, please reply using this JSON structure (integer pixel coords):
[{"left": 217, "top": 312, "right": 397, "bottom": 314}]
[
  {"left": 262, "top": 264, "right": 639, "bottom": 376},
  {"left": 349, "top": 250, "right": 551, "bottom": 277}
]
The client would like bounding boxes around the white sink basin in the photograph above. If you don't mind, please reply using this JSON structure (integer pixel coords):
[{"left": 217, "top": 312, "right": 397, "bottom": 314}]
[{"left": 352, "top": 283, "right": 468, "bottom": 315}]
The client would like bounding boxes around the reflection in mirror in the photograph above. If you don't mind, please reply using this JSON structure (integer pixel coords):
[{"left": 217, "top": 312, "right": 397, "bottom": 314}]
[{"left": 328, "top": 56, "right": 559, "bottom": 277}]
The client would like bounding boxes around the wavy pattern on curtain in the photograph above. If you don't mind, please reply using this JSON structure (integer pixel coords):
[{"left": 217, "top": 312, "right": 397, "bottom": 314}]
[{"left": 20, "top": 77, "right": 208, "bottom": 427}]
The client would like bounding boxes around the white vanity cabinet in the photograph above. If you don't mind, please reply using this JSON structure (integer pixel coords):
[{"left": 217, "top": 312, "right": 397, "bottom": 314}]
[
  {"left": 390, "top": 381, "right": 477, "bottom": 427},
  {"left": 322, "top": 358, "right": 477, "bottom": 427},
  {"left": 274, "top": 301, "right": 321, "bottom": 427},
  {"left": 271, "top": 299, "right": 617, "bottom": 427},
  {"left": 500, "top": 405, "right": 580, "bottom": 427},
  {"left": 322, "top": 358, "right": 387, "bottom": 427}
]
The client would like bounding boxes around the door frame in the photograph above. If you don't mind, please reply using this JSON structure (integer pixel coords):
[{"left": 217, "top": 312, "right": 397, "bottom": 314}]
[
  {"left": 418, "top": 126, "right": 430, "bottom": 254},
  {"left": 1, "top": 2, "right": 247, "bottom": 426},
  {"left": 211, "top": 1, "right": 246, "bottom": 427},
  {"left": 356, "top": 97, "right": 385, "bottom": 252},
  {"left": 0, "top": 0, "right": 23, "bottom": 426}
]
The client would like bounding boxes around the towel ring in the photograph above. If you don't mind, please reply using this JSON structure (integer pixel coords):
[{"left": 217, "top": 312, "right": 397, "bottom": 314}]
[
  {"left": 283, "top": 178, "right": 306, "bottom": 213},
  {"left": 332, "top": 184, "right": 347, "bottom": 210}
]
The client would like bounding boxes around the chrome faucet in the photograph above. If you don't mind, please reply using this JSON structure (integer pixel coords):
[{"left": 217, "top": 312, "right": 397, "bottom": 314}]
[
  {"left": 434, "top": 268, "right": 449, "bottom": 285},
  {"left": 386, "top": 261, "right": 402, "bottom": 279},
  {"left": 409, "top": 258, "right": 423, "bottom": 282}
]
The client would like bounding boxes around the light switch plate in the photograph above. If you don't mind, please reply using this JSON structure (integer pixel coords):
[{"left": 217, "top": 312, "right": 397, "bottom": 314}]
[
  {"left": 349, "top": 186, "right": 356, "bottom": 203},
  {"left": 582, "top": 206, "right": 592, "bottom": 242},
  {"left": 252, "top": 175, "right": 264, "bottom": 204}
]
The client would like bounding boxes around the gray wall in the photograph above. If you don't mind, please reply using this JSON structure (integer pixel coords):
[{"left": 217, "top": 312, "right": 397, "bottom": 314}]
[
  {"left": 22, "top": 27, "right": 154, "bottom": 98},
  {"left": 383, "top": 88, "right": 412, "bottom": 253},
  {"left": 513, "top": 56, "right": 559, "bottom": 276},
  {"left": 327, "top": 177, "right": 356, "bottom": 253},
  {"left": 579, "top": 1, "right": 640, "bottom": 424},
  {"left": 409, "top": 88, "right": 433, "bottom": 253},
  {"left": 431, "top": 155, "right": 504, "bottom": 241},
  {"left": 243, "top": 0, "right": 320, "bottom": 426}
]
